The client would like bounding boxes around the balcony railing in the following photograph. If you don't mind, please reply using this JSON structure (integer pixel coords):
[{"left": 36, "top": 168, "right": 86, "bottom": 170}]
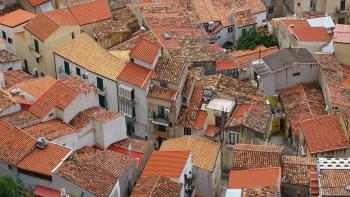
[{"left": 149, "top": 112, "right": 169, "bottom": 126}]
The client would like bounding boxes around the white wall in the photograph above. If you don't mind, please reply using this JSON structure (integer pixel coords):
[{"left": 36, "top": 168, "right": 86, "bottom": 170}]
[
  {"left": 130, "top": 49, "right": 160, "bottom": 70},
  {"left": 0, "top": 59, "right": 22, "bottom": 72},
  {"left": 52, "top": 174, "right": 97, "bottom": 197},
  {"left": 0, "top": 71, "right": 4, "bottom": 88},
  {"left": 0, "top": 24, "right": 27, "bottom": 53},
  {"left": 216, "top": 26, "right": 235, "bottom": 46},
  {"left": 0, "top": 103, "right": 21, "bottom": 117},
  {"left": 255, "top": 12, "right": 267, "bottom": 27}
]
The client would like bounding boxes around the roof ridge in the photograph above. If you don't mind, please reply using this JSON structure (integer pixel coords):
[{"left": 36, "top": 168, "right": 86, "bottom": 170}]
[{"left": 149, "top": 175, "right": 161, "bottom": 197}]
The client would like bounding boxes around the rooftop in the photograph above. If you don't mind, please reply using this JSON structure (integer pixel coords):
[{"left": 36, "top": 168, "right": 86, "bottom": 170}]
[
  {"left": 112, "top": 138, "right": 153, "bottom": 154},
  {"left": 194, "top": 110, "right": 208, "bottom": 130},
  {"left": 0, "top": 49, "right": 21, "bottom": 64},
  {"left": 69, "top": 107, "right": 120, "bottom": 130},
  {"left": 1, "top": 110, "right": 41, "bottom": 129},
  {"left": 204, "top": 125, "right": 220, "bottom": 138},
  {"left": 60, "top": 76, "right": 96, "bottom": 93},
  {"left": 262, "top": 48, "right": 317, "bottom": 73},
  {"left": 280, "top": 83, "right": 327, "bottom": 135},
  {"left": 3, "top": 70, "right": 34, "bottom": 89},
  {"left": 0, "top": 120, "right": 36, "bottom": 165},
  {"left": 129, "top": 37, "right": 160, "bottom": 64},
  {"left": 233, "top": 9, "right": 255, "bottom": 27},
  {"left": 17, "top": 143, "right": 71, "bottom": 176},
  {"left": 27, "top": 0, "right": 50, "bottom": 6},
  {"left": 328, "top": 66, "right": 350, "bottom": 109},
  {"left": 333, "top": 24, "right": 350, "bottom": 44},
  {"left": 148, "top": 86, "right": 178, "bottom": 102},
  {"left": 29, "top": 81, "right": 79, "bottom": 119},
  {"left": 0, "top": 89, "right": 15, "bottom": 114},
  {"left": 0, "top": 9, "right": 36, "bottom": 27},
  {"left": 142, "top": 151, "right": 190, "bottom": 178},
  {"left": 56, "top": 34, "right": 125, "bottom": 80},
  {"left": 319, "top": 169, "right": 350, "bottom": 196},
  {"left": 117, "top": 61, "right": 152, "bottom": 89},
  {"left": 152, "top": 57, "right": 186, "bottom": 84},
  {"left": 301, "top": 114, "right": 350, "bottom": 154},
  {"left": 281, "top": 155, "right": 316, "bottom": 186},
  {"left": 232, "top": 144, "right": 282, "bottom": 169},
  {"left": 69, "top": 0, "right": 112, "bottom": 25},
  {"left": 131, "top": 176, "right": 182, "bottom": 197},
  {"left": 229, "top": 167, "right": 281, "bottom": 189},
  {"left": 56, "top": 147, "right": 135, "bottom": 197},
  {"left": 226, "top": 103, "right": 252, "bottom": 128},
  {"left": 232, "top": 45, "right": 279, "bottom": 68},
  {"left": 24, "top": 9, "right": 77, "bottom": 42},
  {"left": 160, "top": 136, "right": 220, "bottom": 172},
  {"left": 242, "top": 186, "right": 278, "bottom": 197},
  {"left": 61, "top": 0, "right": 94, "bottom": 7},
  {"left": 23, "top": 119, "right": 76, "bottom": 141}
]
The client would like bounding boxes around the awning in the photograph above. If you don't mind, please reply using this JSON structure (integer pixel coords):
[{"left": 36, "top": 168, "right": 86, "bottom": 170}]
[{"left": 34, "top": 186, "right": 61, "bottom": 197}]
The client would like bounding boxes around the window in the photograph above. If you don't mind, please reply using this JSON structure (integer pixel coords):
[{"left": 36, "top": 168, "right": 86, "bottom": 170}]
[
  {"left": 97, "top": 77, "right": 104, "bottom": 91},
  {"left": 7, "top": 67, "right": 12, "bottom": 71},
  {"left": 76, "top": 67, "right": 81, "bottom": 76},
  {"left": 24, "top": 60, "right": 28, "bottom": 73},
  {"left": 35, "top": 57, "right": 39, "bottom": 63},
  {"left": 158, "top": 106, "right": 165, "bottom": 119},
  {"left": 130, "top": 58, "right": 134, "bottom": 62},
  {"left": 41, "top": 72, "right": 44, "bottom": 76},
  {"left": 34, "top": 39, "right": 39, "bottom": 53},
  {"left": 184, "top": 127, "right": 191, "bottom": 135},
  {"left": 158, "top": 124, "right": 166, "bottom": 132},
  {"left": 338, "top": 18, "right": 345, "bottom": 24},
  {"left": 64, "top": 61, "right": 70, "bottom": 75},
  {"left": 229, "top": 132, "right": 238, "bottom": 145},
  {"left": 340, "top": 0, "right": 346, "bottom": 10},
  {"left": 2, "top": 31, "right": 6, "bottom": 39},
  {"left": 160, "top": 82, "right": 168, "bottom": 88},
  {"left": 227, "top": 27, "right": 233, "bottom": 33},
  {"left": 99, "top": 95, "right": 106, "bottom": 108},
  {"left": 182, "top": 96, "right": 187, "bottom": 103},
  {"left": 268, "top": 6, "right": 274, "bottom": 14},
  {"left": 292, "top": 72, "right": 300, "bottom": 76},
  {"left": 297, "top": 2, "right": 301, "bottom": 6},
  {"left": 71, "top": 32, "right": 75, "bottom": 39},
  {"left": 242, "top": 29, "right": 246, "bottom": 34},
  {"left": 7, "top": 37, "right": 12, "bottom": 44}
]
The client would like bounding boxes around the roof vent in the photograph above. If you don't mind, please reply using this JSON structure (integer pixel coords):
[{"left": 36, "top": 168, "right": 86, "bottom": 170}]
[
  {"left": 36, "top": 137, "right": 48, "bottom": 149},
  {"left": 162, "top": 32, "right": 171, "bottom": 39}
]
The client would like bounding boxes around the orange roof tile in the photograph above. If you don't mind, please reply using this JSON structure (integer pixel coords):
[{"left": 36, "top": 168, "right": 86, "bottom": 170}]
[
  {"left": 194, "top": 110, "right": 208, "bottom": 129},
  {"left": 132, "top": 176, "right": 182, "bottom": 197},
  {"left": 27, "top": 0, "right": 50, "bottom": 6},
  {"left": 24, "top": 9, "right": 77, "bottom": 42},
  {"left": 216, "top": 60, "right": 238, "bottom": 70},
  {"left": 69, "top": 107, "right": 120, "bottom": 129},
  {"left": 0, "top": 88, "right": 15, "bottom": 113},
  {"left": 3, "top": 70, "right": 34, "bottom": 90},
  {"left": 23, "top": 119, "right": 76, "bottom": 141},
  {"left": 0, "top": 9, "right": 36, "bottom": 27},
  {"left": 148, "top": 86, "right": 178, "bottom": 101},
  {"left": 226, "top": 103, "right": 252, "bottom": 128},
  {"left": 204, "top": 125, "right": 220, "bottom": 137},
  {"left": 229, "top": 167, "right": 281, "bottom": 189},
  {"left": 17, "top": 143, "right": 71, "bottom": 176},
  {"left": 60, "top": 76, "right": 96, "bottom": 93},
  {"left": 142, "top": 151, "right": 190, "bottom": 178},
  {"left": 7, "top": 76, "right": 56, "bottom": 98},
  {"left": 0, "top": 120, "right": 36, "bottom": 165},
  {"left": 29, "top": 81, "right": 79, "bottom": 119},
  {"left": 233, "top": 45, "right": 279, "bottom": 68},
  {"left": 69, "top": 0, "right": 112, "bottom": 25},
  {"left": 129, "top": 37, "right": 160, "bottom": 64},
  {"left": 117, "top": 61, "right": 152, "bottom": 89},
  {"left": 301, "top": 114, "right": 350, "bottom": 154}
]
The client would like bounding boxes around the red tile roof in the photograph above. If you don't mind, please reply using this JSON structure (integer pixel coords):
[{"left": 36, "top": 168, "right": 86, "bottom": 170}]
[
  {"left": 117, "top": 61, "right": 152, "bottom": 89},
  {"left": 229, "top": 167, "right": 281, "bottom": 189},
  {"left": 204, "top": 125, "right": 220, "bottom": 137},
  {"left": 0, "top": 9, "right": 36, "bottom": 28},
  {"left": 24, "top": 9, "right": 77, "bottom": 42},
  {"left": 0, "top": 89, "right": 15, "bottom": 114},
  {"left": 333, "top": 24, "right": 350, "bottom": 44},
  {"left": 281, "top": 156, "right": 316, "bottom": 186},
  {"left": 129, "top": 37, "right": 161, "bottom": 64},
  {"left": 29, "top": 81, "right": 79, "bottom": 119},
  {"left": 142, "top": 151, "right": 190, "bottom": 178},
  {"left": 69, "top": 0, "right": 112, "bottom": 25},
  {"left": 194, "top": 110, "right": 208, "bottom": 129},
  {"left": 233, "top": 45, "right": 279, "bottom": 68},
  {"left": 226, "top": 103, "right": 252, "bottom": 128},
  {"left": 3, "top": 70, "right": 34, "bottom": 89},
  {"left": 301, "top": 114, "right": 350, "bottom": 154},
  {"left": 148, "top": 86, "right": 178, "bottom": 101},
  {"left": 69, "top": 107, "right": 120, "bottom": 129},
  {"left": 34, "top": 186, "right": 61, "bottom": 197},
  {"left": 216, "top": 60, "right": 238, "bottom": 70},
  {"left": 0, "top": 120, "right": 36, "bottom": 165},
  {"left": 131, "top": 176, "right": 183, "bottom": 197},
  {"left": 17, "top": 143, "right": 71, "bottom": 176},
  {"left": 60, "top": 76, "right": 96, "bottom": 93},
  {"left": 27, "top": 0, "right": 50, "bottom": 6},
  {"left": 281, "top": 19, "right": 331, "bottom": 42}
]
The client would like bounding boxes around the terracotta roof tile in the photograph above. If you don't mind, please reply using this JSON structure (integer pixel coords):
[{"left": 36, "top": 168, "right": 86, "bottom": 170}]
[
  {"left": 152, "top": 57, "right": 186, "bottom": 84},
  {"left": 229, "top": 167, "right": 281, "bottom": 189},
  {"left": 1, "top": 110, "right": 41, "bottom": 128},
  {"left": 69, "top": 0, "right": 112, "bottom": 25},
  {"left": 182, "top": 73, "right": 195, "bottom": 97},
  {"left": 24, "top": 9, "right": 77, "bottom": 41},
  {"left": 6, "top": 76, "right": 56, "bottom": 98},
  {"left": 0, "top": 120, "right": 36, "bottom": 165},
  {"left": 56, "top": 34, "right": 125, "bottom": 80},
  {"left": 244, "top": 102, "right": 272, "bottom": 133},
  {"left": 3, "top": 70, "right": 34, "bottom": 89},
  {"left": 333, "top": 24, "right": 350, "bottom": 44},
  {"left": 216, "top": 60, "right": 238, "bottom": 70},
  {"left": 0, "top": 9, "right": 35, "bottom": 27},
  {"left": 129, "top": 37, "right": 160, "bottom": 64},
  {"left": 142, "top": 151, "right": 190, "bottom": 178},
  {"left": 0, "top": 49, "right": 20, "bottom": 64},
  {"left": 113, "top": 138, "right": 153, "bottom": 153},
  {"left": 194, "top": 110, "right": 208, "bottom": 129},
  {"left": 29, "top": 81, "right": 79, "bottom": 119},
  {"left": 148, "top": 86, "right": 178, "bottom": 101},
  {"left": 226, "top": 103, "right": 252, "bottom": 128},
  {"left": 131, "top": 176, "right": 182, "bottom": 197},
  {"left": 117, "top": 61, "right": 152, "bottom": 89},
  {"left": 160, "top": 136, "right": 220, "bottom": 172},
  {"left": 231, "top": 0, "right": 266, "bottom": 15},
  {"left": 60, "top": 76, "right": 96, "bottom": 93},
  {"left": 233, "top": 9, "right": 255, "bottom": 27},
  {"left": 281, "top": 155, "right": 316, "bottom": 186},
  {"left": 301, "top": 114, "right": 350, "bottom": 153},
  {"left": 0, "top": 88, "right": 15, "bottom": 113},
  {"left": 17, "top": 143, "right": 71, "bottom": 176},
  {"left": 56, "top": 147, "right": 135, "bottom": 197},
  {"left": 27, "top": 0, "right": 50, "bottom": 6},
  {"left": 232, "top": 144, "right": 282, "bottom": 169},
  {"left": 319, "top": 169, "right": 350, "bottom": 196},
  {"left": 242, "top": 186, "right": 278, "bottom": 197},
  {"left": 204, "top": 125, "right": 220, "bottom": 137},
  {"left": 232, "top": 45, "right": 279, "bottom": 68},
  {"left": 23, "top": 119, "right": 76, "bottom": 141},
  {"left": 69, "top": 107, "right": 120, "bottom": 130}
]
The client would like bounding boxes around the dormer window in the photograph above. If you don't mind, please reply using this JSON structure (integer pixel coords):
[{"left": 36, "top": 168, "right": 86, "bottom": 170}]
[{"left": 160, "top": 82, "right": 167, "bottom": 88}]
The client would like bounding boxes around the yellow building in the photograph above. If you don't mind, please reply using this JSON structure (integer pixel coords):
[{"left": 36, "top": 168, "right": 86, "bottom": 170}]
[
  {"left": 15, "top": 9, "right": 80, "bottom": 77},
  {"left": 315, "top": 0, "right": 350, "bottom": 24}
]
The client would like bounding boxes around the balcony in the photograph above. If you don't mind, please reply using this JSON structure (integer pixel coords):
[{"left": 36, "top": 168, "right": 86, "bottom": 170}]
[
  {"left": 152, "top": 130, "right": 170, "bottom": 138},
  {"left": 336, "top": 5, "right": 349, "bottom": 13},
  {"left": 149, "top": 112, "right": 169, "bottom": 126}
]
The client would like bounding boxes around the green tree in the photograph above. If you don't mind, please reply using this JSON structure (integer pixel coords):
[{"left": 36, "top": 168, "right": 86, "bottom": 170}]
[
  {"left": 0, "top": 176, "right": 21, "bottom": 197},
  {"left": 236, "top": 28, "right": 278, "bottom": 50}
]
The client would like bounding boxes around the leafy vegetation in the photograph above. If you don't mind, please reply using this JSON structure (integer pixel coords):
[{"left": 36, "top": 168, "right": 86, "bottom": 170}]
[
  {"left": 0, "top": 176, "right": 21, "bottom": 197},
  {"left": 236, "top": 28, "right": 278, "bottom": 50}
]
